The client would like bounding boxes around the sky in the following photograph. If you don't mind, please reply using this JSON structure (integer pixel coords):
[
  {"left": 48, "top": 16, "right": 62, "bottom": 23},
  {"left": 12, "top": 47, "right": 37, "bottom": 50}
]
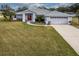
[{"left": 0, "top": 3, "right": 73, "bottom": 10}]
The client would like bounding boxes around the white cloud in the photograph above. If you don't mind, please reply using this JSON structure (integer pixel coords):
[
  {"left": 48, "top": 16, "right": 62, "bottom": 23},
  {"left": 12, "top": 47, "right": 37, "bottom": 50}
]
[
  {"left": 28, "top": 3, "right": 44, "bottom": 9},
  {"left": 46, "top": 3, "right": 73, "bottom": 8},
  {"left": 6, "top": 3, "right": 73, "bottom": 10},
  {"left": 58, "top": 3, "right": 73, "bottom": 7},
  {"left": 48, "top": 4, "right": 59, "bottom": 8}
]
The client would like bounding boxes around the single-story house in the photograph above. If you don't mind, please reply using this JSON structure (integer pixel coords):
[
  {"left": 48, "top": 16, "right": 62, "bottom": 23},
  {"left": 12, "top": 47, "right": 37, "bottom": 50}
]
[{"left": 14, "top": 8, "right": 73, "bottom": 25}]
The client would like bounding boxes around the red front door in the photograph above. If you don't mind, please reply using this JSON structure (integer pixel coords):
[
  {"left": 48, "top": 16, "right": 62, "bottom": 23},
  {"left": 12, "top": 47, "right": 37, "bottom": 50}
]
[{"left": 28, "top": 15, "right": 32, "bottom": 21}]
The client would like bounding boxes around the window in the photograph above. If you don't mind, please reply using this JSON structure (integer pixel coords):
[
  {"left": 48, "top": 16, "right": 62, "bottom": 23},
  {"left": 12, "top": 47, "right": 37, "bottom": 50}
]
[{"left": 16, "top": 14, "right": 23, "bottom": 19}]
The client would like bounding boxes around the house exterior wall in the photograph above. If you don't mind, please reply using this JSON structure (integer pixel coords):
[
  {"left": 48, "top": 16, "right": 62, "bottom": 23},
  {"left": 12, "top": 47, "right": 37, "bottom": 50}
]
[
  {"left": 25, "top": 13, "right": 36, "bottom": 22},
  {"left": 15, "top": 10, "right": 36, "bottom": 22},
  {"left": 16, "top": 14, "right": 23, "bottom": 19},
  {"left": 21, "top": 10, "right": 36, "bottom": 22},
  {"left": 68, "top": 17, "right": 72, "bottom": 24},
  {"left": 15, "top": 12, "right": 36, "bottom": 23},
  {"left": 31, "top": 13, "right": 36, "bottom": 22},
  {"left": 45, "top": 16, "right": 50, "bottom": 24},
  {"left": 24, "top": 13, "right": 36, "bottom": 23},
  {"left": 68, "top": 17, "right": 72, "bottom": 21},
  {"left": 25, "top": 14, "right": 27, "bottom": 21},
  {"left": 23, "top": 13, "right": 26, "bottom": 22}
]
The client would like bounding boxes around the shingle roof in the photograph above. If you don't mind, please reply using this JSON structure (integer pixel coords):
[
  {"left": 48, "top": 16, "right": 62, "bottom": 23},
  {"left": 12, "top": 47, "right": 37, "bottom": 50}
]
[
  {"left": 45, "top": 11, "right": 70, "bottom": 17},
  {"left": 16, "top": 9, "right": 35, "bottom": 14},
  {"left": 29, "top": 8, "right": 50, "bottom": 15},
  {"left": 66, "top": 12, "right": 76, "bottom": 16},
  {"left": 16, "top": 8, "right": 71, "bottom": 17}
]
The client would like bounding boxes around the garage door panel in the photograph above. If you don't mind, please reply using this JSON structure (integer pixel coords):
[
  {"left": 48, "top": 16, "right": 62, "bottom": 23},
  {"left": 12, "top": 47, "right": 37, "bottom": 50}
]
[{"left": 50, "top": 17, "right": 68, "bottom": 24}]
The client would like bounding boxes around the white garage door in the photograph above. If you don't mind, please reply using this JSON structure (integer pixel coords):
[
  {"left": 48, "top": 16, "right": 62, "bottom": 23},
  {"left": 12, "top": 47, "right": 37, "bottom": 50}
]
[{"left": 49, "top": 17, "right": 68, "bottom": 24}]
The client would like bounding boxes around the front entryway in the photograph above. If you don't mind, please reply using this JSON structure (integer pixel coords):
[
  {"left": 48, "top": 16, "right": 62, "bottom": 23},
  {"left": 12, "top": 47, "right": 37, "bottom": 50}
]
[
  {"left": 27, "top": 14, "right": 32, "bottom": 21},
  {"left": 25, "top": 13, "right": 33, "bottom": 22}
]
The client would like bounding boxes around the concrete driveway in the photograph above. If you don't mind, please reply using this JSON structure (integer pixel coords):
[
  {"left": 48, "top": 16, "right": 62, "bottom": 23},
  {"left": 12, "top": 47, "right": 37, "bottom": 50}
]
[{"left": 52, "top": 25, "right": 79, "bottom": 55}]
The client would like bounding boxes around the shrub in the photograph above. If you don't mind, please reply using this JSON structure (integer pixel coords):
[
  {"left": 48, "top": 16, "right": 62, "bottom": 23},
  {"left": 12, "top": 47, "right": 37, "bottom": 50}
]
[{"left": 36, "top": 15, "right": 45, "bottom": 22}]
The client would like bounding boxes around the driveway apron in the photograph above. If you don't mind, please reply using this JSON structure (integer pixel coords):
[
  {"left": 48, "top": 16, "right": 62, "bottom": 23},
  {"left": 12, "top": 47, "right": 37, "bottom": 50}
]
[{"left": 52, "top": 25, "right": 79, "bottom": 55}]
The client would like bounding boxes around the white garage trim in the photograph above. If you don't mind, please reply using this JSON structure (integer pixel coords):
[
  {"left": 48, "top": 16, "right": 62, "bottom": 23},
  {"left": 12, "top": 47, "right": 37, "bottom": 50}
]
[{"left": 45, "top": 16, "right": 69, "bottom": 25}]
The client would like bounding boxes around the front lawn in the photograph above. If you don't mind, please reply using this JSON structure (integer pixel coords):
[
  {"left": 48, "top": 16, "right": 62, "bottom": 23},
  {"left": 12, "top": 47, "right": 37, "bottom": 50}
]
[{"left": 0, "top": 21, "right": 77, "bottom": 56}]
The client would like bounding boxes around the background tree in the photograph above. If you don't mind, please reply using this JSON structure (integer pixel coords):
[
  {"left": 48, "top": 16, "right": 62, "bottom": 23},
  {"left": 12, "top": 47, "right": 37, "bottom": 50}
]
[
  {"left": 1, "top": 4, "right": 15, "bottom": 21},
  {"left": 69, "top": 3, "right": 79, "bottom": 13},
  {"left": 48, "top": 8, "right": 56, "bottom": 11},
  {"left": 56, "top": 7, "right": 69, "bottom": 12},
  {"left": 38, "top": 6, "right": 47, "bottom": 9},
  {"left": 16, "top": 6, "right": 28, "bottom": 12}
]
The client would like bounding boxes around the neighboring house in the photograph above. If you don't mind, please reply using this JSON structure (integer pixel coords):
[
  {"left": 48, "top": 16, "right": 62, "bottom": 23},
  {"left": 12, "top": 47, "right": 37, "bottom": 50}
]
[{"left": 14, "top": 8, "right": 73, "bottom": 25}]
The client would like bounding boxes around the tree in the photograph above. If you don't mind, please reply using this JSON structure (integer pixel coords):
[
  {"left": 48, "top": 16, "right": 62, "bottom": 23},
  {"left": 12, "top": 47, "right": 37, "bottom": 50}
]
[
  {"left": 69, "top": 3, "right": 79, "bottom": 13},
  {"left": 56, "top": 7, "right": 69, "bottom": 12},
  {"left": 36, "top": 15, "right": 44, "bottom": 22},
  {"left": 76, "top": 10, "right": 79, "bottom": 24},
  {"left": 55, "top": 3, "right": 79, "bottom": 13},
  {"left": 16, "top": 6, "right": 28, "bottom": 12},
  {"left": 1, "top": 4, "right": 15, "bottom": 21},
  {"left": 38, "top": 6, "right": 47, "bottom": 9},
  {"left": 49, "top": 8, "right": 56, "bottom": 11}
]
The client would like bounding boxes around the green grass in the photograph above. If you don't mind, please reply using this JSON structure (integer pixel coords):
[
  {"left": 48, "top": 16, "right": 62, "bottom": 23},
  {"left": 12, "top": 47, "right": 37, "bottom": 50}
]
[
  {"left": 0, "top": 21, "right": 77, "bottom": 56},
  {"left": 33, "top": 22, "right": 45, "bottom": 25},
  {"left": 71, "top": 17, "right": 79, "bottom": 28}
]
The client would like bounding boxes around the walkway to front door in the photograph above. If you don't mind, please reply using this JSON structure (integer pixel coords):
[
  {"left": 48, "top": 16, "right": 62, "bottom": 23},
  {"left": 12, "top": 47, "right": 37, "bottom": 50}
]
[{"left": 52, "top": 25, "right": 79, "bottom": 55}]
